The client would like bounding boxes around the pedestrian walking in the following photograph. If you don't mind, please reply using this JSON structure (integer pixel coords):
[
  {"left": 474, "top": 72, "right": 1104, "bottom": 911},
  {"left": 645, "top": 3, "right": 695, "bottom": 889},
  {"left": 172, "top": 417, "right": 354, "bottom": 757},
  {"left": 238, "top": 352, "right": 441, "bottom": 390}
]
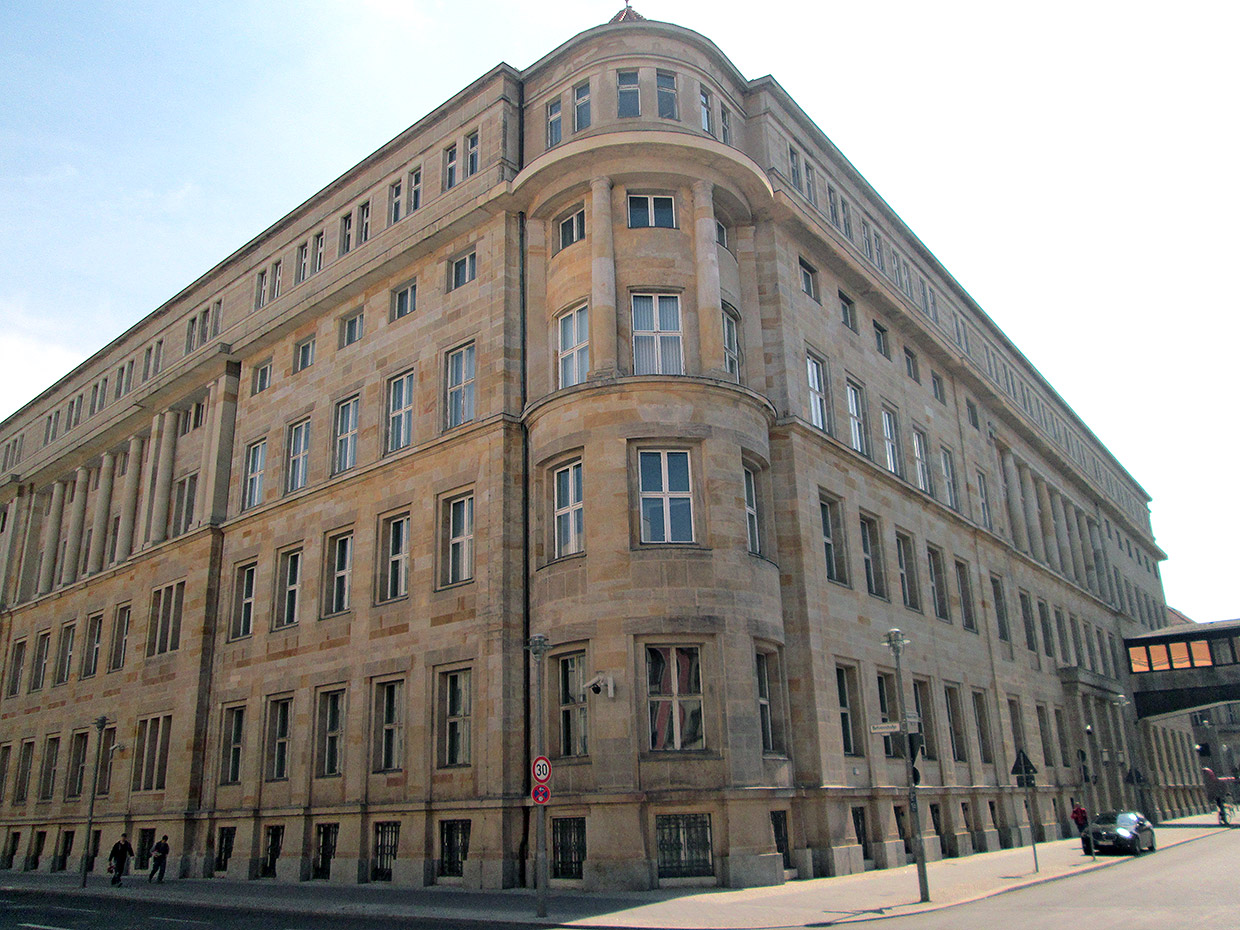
[
  {"left": 148, "top": 835, "right": 170, "bottom": 883},
  {"left": 108, "top": 834, "right": 135, "bottom": 886},
  {"left": 1070, "top": 801, "right": 1089, "bottom": 835}
]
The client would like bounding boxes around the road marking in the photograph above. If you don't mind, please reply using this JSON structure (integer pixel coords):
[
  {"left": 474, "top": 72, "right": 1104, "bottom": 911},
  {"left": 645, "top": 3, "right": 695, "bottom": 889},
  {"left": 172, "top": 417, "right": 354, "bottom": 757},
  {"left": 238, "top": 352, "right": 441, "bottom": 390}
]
[
  {"left": 19, "top": 923, "right": 77, "bottom": 930},
  {"left": 41, "top": 907, "right": 98, "bottom": 914},
  {"left": 150, "top": 919, "right": 210, "bottom": 926}
]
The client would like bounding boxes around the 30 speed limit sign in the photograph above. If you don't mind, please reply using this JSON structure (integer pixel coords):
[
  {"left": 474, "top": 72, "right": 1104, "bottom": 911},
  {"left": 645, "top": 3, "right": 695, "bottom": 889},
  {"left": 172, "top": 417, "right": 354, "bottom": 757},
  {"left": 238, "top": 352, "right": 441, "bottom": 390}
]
[{"left": 532, "top": 756, "right": 552, "bottom": 784}]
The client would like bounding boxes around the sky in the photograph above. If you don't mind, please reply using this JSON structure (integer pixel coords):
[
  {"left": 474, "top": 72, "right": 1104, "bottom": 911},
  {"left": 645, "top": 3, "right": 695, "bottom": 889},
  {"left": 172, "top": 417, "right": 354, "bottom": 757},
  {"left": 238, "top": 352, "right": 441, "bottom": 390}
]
[{"left": 1, "top": 0, "right": 1237, "bottom": 623}]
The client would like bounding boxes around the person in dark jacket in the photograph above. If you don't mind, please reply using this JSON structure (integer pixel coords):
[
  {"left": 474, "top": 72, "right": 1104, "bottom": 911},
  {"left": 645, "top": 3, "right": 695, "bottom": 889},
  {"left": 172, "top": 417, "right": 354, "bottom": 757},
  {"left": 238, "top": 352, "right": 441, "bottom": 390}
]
[
  {"left": 108, "top": 834, "right": 135, "bottom": 886},
  {"left": 148, "top": 835, "right": 170, "bottom": 883}
]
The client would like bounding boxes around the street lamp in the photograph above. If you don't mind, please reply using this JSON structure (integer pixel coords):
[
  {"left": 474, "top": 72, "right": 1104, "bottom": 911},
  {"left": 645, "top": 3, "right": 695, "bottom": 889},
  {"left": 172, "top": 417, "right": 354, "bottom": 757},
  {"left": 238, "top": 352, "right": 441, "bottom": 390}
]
[
  {"left": 882, "top": 629, "right": 929, "bottom": 903},
  {"left": 79, "top": 715, "right": 122, "bottom": 888},
  {"left": 526, "top": 633, "right": 552, "bottom": 918}
]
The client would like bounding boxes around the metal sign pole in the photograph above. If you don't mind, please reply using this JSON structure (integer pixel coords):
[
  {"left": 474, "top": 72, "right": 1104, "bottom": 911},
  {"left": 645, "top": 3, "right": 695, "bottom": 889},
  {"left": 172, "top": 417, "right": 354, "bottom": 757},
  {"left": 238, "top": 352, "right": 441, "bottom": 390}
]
[
  {"left": 528, "top": 634, "right": 551, "bottom": 918},
  {"left": 884, "top": 629, "right": 929, "bottom": 903},
  {"left": 80, "top": 715, "right": 109, "bottom": 887}
]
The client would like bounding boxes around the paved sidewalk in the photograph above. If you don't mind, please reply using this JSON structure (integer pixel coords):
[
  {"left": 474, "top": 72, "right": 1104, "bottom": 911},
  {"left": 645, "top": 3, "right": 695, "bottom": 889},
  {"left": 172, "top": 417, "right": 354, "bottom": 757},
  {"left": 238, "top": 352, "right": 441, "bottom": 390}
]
[{"left": 0, "top": 815, "right": 1230, "bottom": 928}]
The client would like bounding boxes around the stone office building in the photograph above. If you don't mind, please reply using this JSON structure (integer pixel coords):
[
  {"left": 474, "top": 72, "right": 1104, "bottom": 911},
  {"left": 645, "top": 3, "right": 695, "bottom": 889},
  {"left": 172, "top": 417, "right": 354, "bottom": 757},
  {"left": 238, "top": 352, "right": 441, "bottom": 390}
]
[{"left": 0, "top": 8, "right": 1202, "bottom": 890}]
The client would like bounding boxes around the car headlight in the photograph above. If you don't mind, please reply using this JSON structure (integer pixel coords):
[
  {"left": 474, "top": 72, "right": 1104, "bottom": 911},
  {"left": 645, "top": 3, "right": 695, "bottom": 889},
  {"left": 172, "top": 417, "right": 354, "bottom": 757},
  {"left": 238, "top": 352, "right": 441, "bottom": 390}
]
[{"left": 1115, "top": 828, "right": 1133, "bottom": 838}]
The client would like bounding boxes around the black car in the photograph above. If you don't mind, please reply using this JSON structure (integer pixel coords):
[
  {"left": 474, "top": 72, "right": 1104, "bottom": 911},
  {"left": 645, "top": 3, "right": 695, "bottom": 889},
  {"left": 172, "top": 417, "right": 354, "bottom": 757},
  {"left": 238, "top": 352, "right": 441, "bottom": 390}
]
[{"left": 1082, "top": 810, "right": 1155, "bottom": 855}]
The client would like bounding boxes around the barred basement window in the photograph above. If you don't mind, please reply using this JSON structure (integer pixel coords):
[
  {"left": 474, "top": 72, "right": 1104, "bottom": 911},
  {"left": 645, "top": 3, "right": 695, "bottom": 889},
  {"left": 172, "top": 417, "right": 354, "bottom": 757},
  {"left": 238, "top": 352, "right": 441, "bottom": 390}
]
[
  {"left": 552, "top": 817, "right": 586, "bottom": 879},
  {"left": 372, "top": 821, "right": 399, "bottom": 881},
  {"left": 215, "top": 827, "right": 236, "bottom": 872},
  {"left": 439, "top": 819, "right": 470, "bottom": 877},
  {"left": 655, "top": 813, "right": 712, "bottom": 878}
]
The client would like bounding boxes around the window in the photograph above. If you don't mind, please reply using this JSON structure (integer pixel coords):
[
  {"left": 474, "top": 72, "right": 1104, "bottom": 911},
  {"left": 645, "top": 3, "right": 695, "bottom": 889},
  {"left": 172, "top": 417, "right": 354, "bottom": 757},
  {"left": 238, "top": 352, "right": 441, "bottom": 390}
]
[
  {"left": 927, "top": 545, "right": 950, "bottom": 620},
  {"left": 895, "top": 532, "right": 920, "bottom": 610},
  {"left": 904, "top": 348, "right": 920, "bottom": 382},
  {"left": 913, "top": 679, "right": 936, "bottom": 760},
  {"left": 558, "top": 305, "right": 589, "bottom": 388},
  {"left": 656, "top": 813, "right": 712, "bottom": 878},
  {"left": 445, "top": 344, "right": 476, "bottom": 428},
  {"left": 547, "top": 99, "right": 562, "bottom": 147},
  {"left": 715, "top": 220, "right": 729, "bottom": 249},
  {"left": 374, "top": 680, "right": 403, "bottom": 772},
  {"left": 656, "top": 69, "right": 678, "bottom": 119},
  {"left": 132, "top": 714, "right": 172, "bottom": 791},
  {"left": 956, "top": 560, "right": 977, "bottom": 631},
  {"left": 1055, "top": 707, "right": 1071, "bottom": 767},
  {"left": 171, "top": 473, "right": 197, "bottom": 535},
  {"left": 1008, "top": 698, "right": 1026, "bottom": 755},
  {"left": 837, "top": 665, "right": 861, "bottom": 755},
  {"left": 820, "top": 497, "right": 848, "bottom": 584},
  {"left": 333, "top": 396, "right": 359, "bottom": 473},
  {"left": 339, "top": 212, "right": 353, "bottom": 255},
  {"left": 966, "top": 398, "right": 980, "bottom": 428},
  {"left": 327, "top": 532, "right": 352, "bottom": 614},
  {"left": 799, "top": 259, "right": 818, "bottom": 299},
  {"left": 285, "top": 420, "right": 310, "bottom": 493},
  {"left": 53, "top": 622, "right": 74, "bottom": 686},
  {"left": 990, "top": 575, "right": 1011, "bottom": 642},
  {"left": 381, "top": 513, "right": 410, "bottom": 601},
  {"left": 858, "top": 515, "right": 886, "bottom": 598},
  {"left": 1019, "top": 591, "right": 1038, "bottom": 652},
  {"left": 0, "top": 744, "right": 8, "bottom": 804},
  {"left": 845, "top": 381, "right": 869, "bottom": 455},
  {"left": 464, "top": 131, "right": 478, "bottom": 177},
  {"left": 788, "top": 146, "right": 802, "bottom": 191},
  {"left": 373, "top": 822, "right": 400, "bottom": 882},
  {"left": 699, "top": 86, "right": 712, "bottom": 133},
  {"left": 389, "top": 282, "right": 416, "bottom": 323},
  {"left": 873, "top": 322, "right": 890, "bottom": 358},
  {"left": 357, "top": 202, "right": 370, "bottom": 243},
  {"left": 639, "top": 450, "right": 693, "bottom": 543},
  {"left": 266, "top": 697, "right": 292, "bottom": 780},
  {"left": 294, "top": 337, "right": 315, "bottom": 372},
  {"left": 880, "top": 408, "right": 901, "bottom": 475},
  {"left": 450, "top": 252, "right": 477, "bottom": 289},
  {"left": 66, "top": 730, "right": 89, "bottom": 798},
  {"left": 647, "top": 645, "right": 703, "bottom": 750},
  {"left": 554, "top": 461, "right": 584, "bottom": 558},
  {"left": 253, "top": 361, "right": 272, "bottom": 395},
  {"left": 552, "top": 817, "right": 586, "bottom": 880},
  {"left": 558, "top": 653, "right": 588, "bottom": 757},
  {"left": 388, "top": 180, "right": 403, "bottom": 225},
  {"left": 39, "top": 735, "right": 60, "bottom": 799},
  {"left": 1036, "top": 705, "right": 1054, "bottom": 769},
  {"left": 270, "top": 261, "right": 282, "bottom": 300},
  {"left": 441, "top": 670, "right": 471, "bottom": 766},
  {"left": 559, "top": 208, "right": 585, "bottom": 249},
  {"left": 805, "top": 164, "right": 817, "bottom": 205},
  {"left": 617, "top": 69, "right": 640, "bottom": 117},
  {"left": 631, "top": 294, "right": 683, "bottom": 375},
  {"left": 439, "top": 820, "right": 470, "bottom": 878},
  {"left": 976, "top": 471, "right": 993, "bottom": 530},
  {"left": 340, "top": 311, "right": 363, "bottom": 348},
  {"left": 755, "top": 651, "right": 782, "bottom": 753},
  {"left": 743, "top": 467, "right": 760, "bottom": 555},
  {"left": 387, "top": 371, "right": 416, "bottom": 452},
  {"left": 231, "top": 563, "right": 257, "bottom": 639},
  {"left": 931, "top": 372, "right": 945, "bottom": 403},
  {"left": 966, "top": 690, "right": 991, "bottom": 763},
  {"left": 407, "top": 168, "right": 422, "bottom": 213},
  {"left": 940, "top": 447, "right": 959, "bottom": 509},
  {"left": 806, "top": 354, "right": 830, "bottom": 431},
  {"left": 243, "top": 439, "right": 266, "bottom": 510},
  {"left": 145, "top": 581, "right": 184, "bottom": 657},
  {"left": 574, "top": 81, "right": 591, "bottom": 130},
  {"left": 317, "top": 689, "right": 344, "bottom": 777},
  {"left": 255, "top": 269, "right": 268, "bottom": 309},
  {"left": 1038, "top": 600, "right": 1056, "bottom": 659},
  {"left": 876, "top": 673, "right": 903, "bottom": 757},
  {"left": 718, "top": 305, "right": 742, "bottom": 380},
  {"left": 80, "top": 613, "right": 102, "bottom": 678},
  {"left": 107, "top": 605, "right": 130, "bottom": 671},
  {"left": 444, "top": 144, "right": 457, "bottom": 189},
  {"left": 444, "top": 494, "right": 474, "bottom": 585},
  {"left": 276, "top": 549, "right": 301, "bottom": 629},
  {"left": 312, "top": 231, "right": 325, "bottom": 273},
  {"left": 13, "top": 740, "right": 34, "bottom": 803},
  {"left": 720, "top": 107, "right": 731, "bottom": 144},
  {"left": 627, "top": 194, "right": 675, "bottom": 228}
]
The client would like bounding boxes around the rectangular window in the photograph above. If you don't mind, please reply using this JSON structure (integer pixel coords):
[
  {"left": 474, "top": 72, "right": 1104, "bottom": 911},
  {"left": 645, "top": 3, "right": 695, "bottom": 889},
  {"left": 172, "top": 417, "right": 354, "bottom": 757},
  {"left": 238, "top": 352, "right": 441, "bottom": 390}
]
[
  {"left": 408, "top": 168, "right": 422, "bottom": 213},
  {"left": 1019, "top": 591, "right": 1038, "bottom": 652},
  {"left": 806, "top": 354, "right": 829, "bottom": 431},
  {"left": 439, "top": 820, "right": 470, "bottom": 878},
  {"left": 231, "top": 563, "right": 257, "bottom": 639},
  {"left": 108, "top": 605, "right": 130, "bottom": 671},
  {"left": 574, "top": 81, "right": 591, "bottom": 130},
  {"left": 317, "top": 689, "right": 344, "bottom": 777},
  {"left": 558, "top": 653, "right": 588, "bottom": 757},
  {"left": 788, "top": 146, "right": 802, "bottom": 191},
  {"left": 880, "top": 408, "right": 901, "bottom": 475},
  {"left": 253, "top": 361, "right": 272, "bottom": 394},
  {"left": 1036, "top": 704, "right": 1054, "bottom": 769},
  {"left": 617, "top": 69, "right": 640, "bottom": 117},
  {"left": 820, "top": 497, "right": 848, "bottom": 584},
  {"left": 858, "top": 515, "right": 886, "bottom": 598},
  {"left": 743, "top": 467, "right": 760, "bottom": 555},
  {"left": 270, "top": 260, "right": 282, "bottom": 300},
  {"left": 805, "top": 163, "right": 817, "bottom": 205},
  {"left": 1008, "top": 697, "right": 1026, "bottom": 754},
  {"left": 312, "top": 232, "right": 325, "bottom": 273},
  {"left": 387, "top": 371, "right": 416, "bottom": 452},
  {"left": 647, "top": 645, "right": 703, "bottom": 750},
  {"left": 444, "top": 494, "right": 474, "bottom": 585},
  {"left": 446, "top": 344, "right": 476, "bottom": 428},
  {"left": 243, "top": 439, "right": 266, "bottom": 510},
  {"left": 956, "top": 560, "right": 977, "bottom": 631},
  {"left": 444, "top": 144, "right": 457, "bottom": 189},
  {"left": 276, "top": 549, "right": 301, "bottom": 629},
  {"left": 327, "top": 532, "right": 353, "bottom": 614},
  {"left": 372, "top": 822, "right": 400, "bottom": 882},
  {"left": 294, "top": 337, "right": 315, "bottom": 372},
  {"left": 339, "top": 310, "right": 364, "bottom": 348},
  {"left": 53, "top": 622, "right": 74, "bottom": 686},
  {"left": 876, "top": 673, "right": 903, "bottom": 757},
  {"left": 441, "top": 670, "right": 471, "bottom": 766},
  {"left": 266, "top": 697, "right": 292, "bottom": 781},
  {"left": 0, "top": 744, "right": 10, "bottom": 803},
  {"left": 1038, "top": 600, "right": 1056, "bottom": 659},
  {"left": 904, "top": 347, "right": 920, "bottom": 382},
  {"left": 976, "top": 471, "right": 993, "bottom": 529},
  {"left": 381, "top": 514, "right": 410, "bottom": 601},
  {"left": 944, "top": 685, "right": 968, "bottom": 762},
  {"left": 940, "top": 447, "right": 959, "bottom": 509},
  {"left": 221, "top": 707, "right": 245, "bottom": 784},
  {"left": 559, "top": 208, "right": 586, "bottom": 249},
  {"left": 374, "top": 680, "right": 403, "bottom": 772},
  {"left": 873, "top": 321, "right": 890, "bottom": 358},
  {"left": 627, "top": 194, "right": 675, "bottom": 228},
  {"left": 972, "top": 691, "right": 994, "bottom": 763},
  {"left": 392, "top": 281, "right": 416, "bottom": 321},
  {"left": 913, "top": 679, "right": 936, "bottom": 760},
  {"left": 720, "top": 106, "right": 731, "bottom": 144},
  {"left": 357, "top": 202, "right": 370, "bottom": 243},
  {"left": 991, "top": 575, "right": 1011, "bottom": 642},
  {"left": 799, "top": 258, "right": 818, "bottom": 299},
  {"left": 931, "top": 372, "right": 945, "bottom": 403},
  {"left": 837, "top": 666, "right": 860, "bottom": 755},
  {"left": 170, "top": 472, "right": 197, "bottom": 535},
  {"left": 655, "top": 813, "right": 713, "bottom": 878},
  {"left": 699, "top": 86, "right": 712, "bottom": 133},
  {"left": 966, "top": 398, "right": 980, "bottom": 428},
  {"left": 464, "top": 131, "right": 478, "bottom": 177},
  {"left": 547, "top": 98, "right": 562, "bottom": 147},
  {"left": 132, "top": 714, "right": 172, "bottom": 791},
  {"left": 927, "top": 545, "right": 950, "bottom": 621},
  {"left": 631, "top": 294, "right": 683, "bottom": 375},
  {"left": 656, "top": 69, "right": 678, "bottom": 119},
  {"left": 80, "top": 613, "right": 102, "bottom": 678},
  {"left": 559, "top": 305, "right": 590, "bottom": 388},
  {"left": 895, "top": 532, "right": 920, "bottom": 610},
  {"left": 756, "top": 651, "right": 781, "bottom": 753},
  {"left": 285, "top": 420, "right": 310, "bottom": 493},
  {"left": 388, "top": 180, "right": 403, "bottom": 225},
  {"left": 339, "top": 213, "right": 353, "bottom": 255},
  {"left": 39, "top": 735, "right": 60, "bottom": 799},
  {"left": 639, "top": 450, "right": 693, "bottom": 543},
  {"left": 333, "top": 395, "right": 359, "bottom": 473},
  {"left": 255, "top": 269, "right": 268, "bottom": 309},
  {"left": 145, "top": 581, "right": 184, "bottom": 657},
  {"left": 451, "top": 252, "right": 476, "bottom": 288},
  {"left": 1055, "top": 707, "right": 1071, "bottom": 767},
  {"left": 66, "top": 730, "right": 89, "bottom": 798},
  {"left": 846, "top": 381, "right": 869, "bottom": 455},
  {"left": 552, "top": 817, "right": 586, "bottom": 880},
  {"left": 13, "top": 740, "right": 34, "bottom": 803},
  {"left": 554, "top": 461, "right": 584, "bottom": 558}
]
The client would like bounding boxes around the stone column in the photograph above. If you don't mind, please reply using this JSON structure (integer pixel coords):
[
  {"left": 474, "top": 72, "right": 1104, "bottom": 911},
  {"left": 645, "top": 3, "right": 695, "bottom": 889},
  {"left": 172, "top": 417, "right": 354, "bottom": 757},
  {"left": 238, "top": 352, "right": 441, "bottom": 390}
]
[
  {"left": 1033, "top": 477, "right": 1060, "bottom": 572},
  {"left": 1076, "top": 509, "right": 1099, "bottom": 595},
  {"left": 1049, "top": 490, "right": 1074, "bottom": 580},
  {"left": 1064, "top": 501, "right": 1088, "bottom": 586},
  {"left": 588, "top": 176, "right": 619, "bottom": 379},
  {"left": 201, "top": 369, "right": 240, "bottom": 525},
  {"left": 86, "top": 452, "right": 116, "bottom": 575},
  {"left": 115, "top": 435, "right": 146, "bottom": 562},
  {"left": 37, "top": 480, "right": 67, "bottom": 594},
  {"left": 1000, "top": 448, "right": 1029, "bottom": 553},
  {"left": 60, "top": 467, "right": 91, "bottom": 585},
  {"left": 1017, "top": 462, "right": 1045, "bottom": 562},
  {"left": 149, "top": 411, "right": 179, "bottom": 545},
  {"left": 1092, "top": 518, "right": 1117, "bottom": 606},
  {"left": 692, "top": 178, "right": 726, "bottom": 378},
  {"left": 0, "top": 496, "right": 19, "bottom": 604}
]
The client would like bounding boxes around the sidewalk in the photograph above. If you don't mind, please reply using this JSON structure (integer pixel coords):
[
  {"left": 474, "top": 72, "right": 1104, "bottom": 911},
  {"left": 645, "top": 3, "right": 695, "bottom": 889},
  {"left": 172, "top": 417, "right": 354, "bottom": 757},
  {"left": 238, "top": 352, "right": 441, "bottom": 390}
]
[{"left": 0, "top": 814, "right": 1230, "bottom": 929}]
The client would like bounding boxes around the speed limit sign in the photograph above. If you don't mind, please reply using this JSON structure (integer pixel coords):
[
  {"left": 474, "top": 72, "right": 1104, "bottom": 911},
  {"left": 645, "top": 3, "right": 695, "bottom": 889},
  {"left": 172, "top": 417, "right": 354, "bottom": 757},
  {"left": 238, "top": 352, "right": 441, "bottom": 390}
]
[{"left": 532, "top": 756, "right": 552, "bottom": 784}]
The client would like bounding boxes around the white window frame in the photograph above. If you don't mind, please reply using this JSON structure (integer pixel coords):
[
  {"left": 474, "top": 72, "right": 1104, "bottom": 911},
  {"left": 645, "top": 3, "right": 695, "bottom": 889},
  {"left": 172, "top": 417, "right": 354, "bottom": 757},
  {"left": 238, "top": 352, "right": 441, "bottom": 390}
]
[
  {"left": 846, "top": 381, "right": 869, "bottom": 456},
  {"left": 744, "top": 467, "right": 760, "bottom": 555},
  {"left": 286, "top": 420, "right": 310, "bottom": 493},
  {"left": 553, "top": 460, "right": 584, "bottom": 558},
  {"left": 387, "top": 371, "right": 416, "bottom": 452},
  {"left": 558, "top": 305, "right": 589, "bottom": 388},
  {"left": 881, "top": 408, "right": 901, "bottom": 475},
  {"left": 381, "top": 513, "right": 410, "bottom": 601},
  {"left": 444, "top": 494, "right": 474, "bottom": 586},
  {"left": 333, "top": 395, "right": 359, "bottom": 473},
  {"left": 638, "top": 450, "right": 693, "bottom": 544},
  {"left": 243, "top": 439, "right": 266, "bottom": 510},
  {"left": 445, "top": 344, "right": 476, "bottom": 429},
  {"left": 327, "top": 532, "right": 353, "bottom": 615},
  {"left": 807, "top": 354, "right": 829, "bottom": 431},
  {"left": 631, "top": 294, "right": 683, "bottom": 375}
]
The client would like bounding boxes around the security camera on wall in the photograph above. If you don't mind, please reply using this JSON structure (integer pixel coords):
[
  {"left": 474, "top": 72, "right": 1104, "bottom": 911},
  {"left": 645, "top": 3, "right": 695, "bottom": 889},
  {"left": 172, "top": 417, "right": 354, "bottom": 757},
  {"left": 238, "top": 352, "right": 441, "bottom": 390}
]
[{"left": 582, "top": 673, "right": 614, "bottom": 699}]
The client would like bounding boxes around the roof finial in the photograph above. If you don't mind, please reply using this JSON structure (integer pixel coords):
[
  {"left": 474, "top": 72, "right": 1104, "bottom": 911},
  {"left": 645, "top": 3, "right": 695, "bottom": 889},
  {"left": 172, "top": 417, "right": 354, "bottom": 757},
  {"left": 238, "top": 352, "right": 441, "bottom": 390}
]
[{"left": 608, "top": 3, "right": 646, "bottom": 23}]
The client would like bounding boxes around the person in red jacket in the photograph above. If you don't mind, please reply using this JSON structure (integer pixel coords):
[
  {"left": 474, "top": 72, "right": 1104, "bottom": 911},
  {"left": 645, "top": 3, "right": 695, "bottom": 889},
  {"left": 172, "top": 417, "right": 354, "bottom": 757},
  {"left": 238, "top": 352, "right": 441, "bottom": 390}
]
[{"left": 1071, "top": 801, "right": 1089, "bottom": 834}]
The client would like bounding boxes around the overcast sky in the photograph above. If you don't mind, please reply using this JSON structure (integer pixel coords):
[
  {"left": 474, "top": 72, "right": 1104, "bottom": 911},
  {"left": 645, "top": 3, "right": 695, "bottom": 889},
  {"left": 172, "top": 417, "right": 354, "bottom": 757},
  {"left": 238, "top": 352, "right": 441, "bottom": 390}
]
[{"left": 1, "top": 0, "right": 1236, "bottom": 623}]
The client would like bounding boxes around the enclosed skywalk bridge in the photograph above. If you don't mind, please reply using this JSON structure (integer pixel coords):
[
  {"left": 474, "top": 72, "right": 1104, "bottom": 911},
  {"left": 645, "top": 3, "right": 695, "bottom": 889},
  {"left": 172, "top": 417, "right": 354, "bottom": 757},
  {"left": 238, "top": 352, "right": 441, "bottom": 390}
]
[{"left": 1126, "top": 617, "right": 1240, "bottom": 717}]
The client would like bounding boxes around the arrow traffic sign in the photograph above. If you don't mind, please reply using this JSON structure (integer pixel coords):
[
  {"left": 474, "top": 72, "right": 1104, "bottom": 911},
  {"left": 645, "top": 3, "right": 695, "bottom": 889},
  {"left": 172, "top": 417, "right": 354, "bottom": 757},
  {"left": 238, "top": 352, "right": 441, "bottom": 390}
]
[{"left": 532, "top": 784, "right": 551, "bottom": 805}]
